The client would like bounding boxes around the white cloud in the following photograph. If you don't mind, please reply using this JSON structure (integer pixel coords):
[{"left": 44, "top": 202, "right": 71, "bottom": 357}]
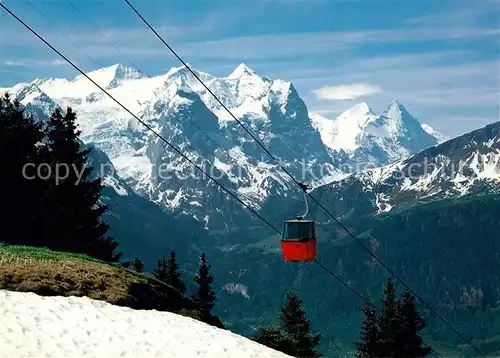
[
  {"left": 313, "top": 83, "right": 383, "bottom": 100},
  {"left": 4, "top": 59, "right": 69, "bottom": 67}
]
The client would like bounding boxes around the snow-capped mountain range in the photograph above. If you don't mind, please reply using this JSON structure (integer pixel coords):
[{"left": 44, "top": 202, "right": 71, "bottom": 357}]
[
  {"left": 312, "top": 120, "right": 499, "bottom": 220},
  {"left": 2, "top": 63, "right": 345, "bottom": 230},
  {"left": 0, "top": 62, "right": 490, "bottom": 232},
  {"left": 309, "top": 101, "right": 445, "bottom": 170}
]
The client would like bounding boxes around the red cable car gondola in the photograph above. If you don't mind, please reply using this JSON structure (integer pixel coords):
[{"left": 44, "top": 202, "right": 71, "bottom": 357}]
[{"left": 281, "top": 183, "right": 316, "bottom": 262}]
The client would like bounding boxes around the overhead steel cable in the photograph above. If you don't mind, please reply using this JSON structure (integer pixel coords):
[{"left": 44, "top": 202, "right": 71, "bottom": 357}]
[{"left": 122, "top": 1, "right": 486, "bottom": 356}]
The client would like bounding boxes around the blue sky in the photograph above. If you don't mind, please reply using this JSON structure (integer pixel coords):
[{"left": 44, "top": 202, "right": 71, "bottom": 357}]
[{"left": 0, "top": 0, "right": 499, "bottom": 136}]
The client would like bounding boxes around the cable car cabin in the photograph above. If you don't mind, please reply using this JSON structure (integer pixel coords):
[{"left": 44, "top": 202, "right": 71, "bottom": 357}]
[{"left": 281, "top": 219, "right": 316, "bottom": 262}]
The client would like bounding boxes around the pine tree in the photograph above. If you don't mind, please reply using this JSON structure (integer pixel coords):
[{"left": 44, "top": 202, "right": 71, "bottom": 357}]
[
  {"left": 153, "top": 256, "right": 168, "bottom": 281},
  {"left": 43, "top": 107, "right": 120, "bottom": 261},
  {"left": 131, "top": 257, "right": 143, "bottom": 273},
  {"left": 356, "top": 279, "right": 432, "bottom": 358},
  {"left": 192, "top": 252, "right": 216, "bottom": 318},
  {"left": 0, "top": 93, "right": 47, "bottom": 245},
  {"left": 378, "top": 278, "right": 400, "bottom": 357},
  {"left": 154, "top": 251, "right": 186, "bottom": 295},
  {"left": 278, "top": 291, "right": 322, "bottom": 358},
  {"left": 355, "top": 300, "right": 380, "bottom": 358},
  {"left": 397, "top": 290, "right": 432, "bottom": 357},
  {"left": 257, "top": 291, "right": 322, "bottom": 357}
]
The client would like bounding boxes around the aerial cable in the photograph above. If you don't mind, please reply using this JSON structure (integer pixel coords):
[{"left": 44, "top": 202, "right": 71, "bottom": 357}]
[{"left": 121, "top": 1, "right": 486, "bottom": 355}]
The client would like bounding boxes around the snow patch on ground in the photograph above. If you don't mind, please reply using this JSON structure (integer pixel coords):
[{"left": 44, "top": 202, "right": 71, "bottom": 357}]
[{"left": 0, "top": 290, "right": 290, "bottom": 358}]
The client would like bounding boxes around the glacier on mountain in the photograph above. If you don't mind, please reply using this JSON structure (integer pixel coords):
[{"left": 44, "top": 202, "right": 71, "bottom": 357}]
[{"left": 310, "top": 100, "right": 440, "bottom": 170}]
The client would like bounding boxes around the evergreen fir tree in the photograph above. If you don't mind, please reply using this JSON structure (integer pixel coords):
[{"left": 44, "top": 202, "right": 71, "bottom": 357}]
[
  {"left": 355, "top": 279, "right": 432, "bottom": 358},
  {"left": 355, "top": 300, "right": 380, "bottom": 358},
  {"left": 43, "top": 107, "right": 120, "bottom": 261},
  {"left": 0, "top": 93, "right": 47, "bottom": 245},
  {"left": 378, "top": 278, "right": 400, "bottom": 357},
  {"left": 131, "top": 257, "right": 143, "bottom": 273},
  {"left": 278, "top": 291, "right": 321, "bottom": 358},
  {"left": 192, "top": 252, "right": 216, "bottom": 318},
  {"left": 153, "top": 256, "right": 168, "bottom": 281},
  {"left": 154, "top": 251, "right": 186, "bottom": 295},
  {"left": 397, "top": 290, "right": 432, "bottom": 358}
]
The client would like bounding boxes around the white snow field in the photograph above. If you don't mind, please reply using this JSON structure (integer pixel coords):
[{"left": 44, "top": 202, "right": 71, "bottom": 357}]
[{"left": 0, "top": 290, "right": 291, "bottom": 358}]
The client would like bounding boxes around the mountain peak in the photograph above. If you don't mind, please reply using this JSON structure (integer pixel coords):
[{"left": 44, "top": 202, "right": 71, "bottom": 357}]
[
  {"left": 15, "top": 83, "right": 48, "bottom": 105},
  {"left": 389, "top": 99, "right": 403, "bottom": 106},
  {"left": 164, "top": 63, "right": 215, "bottom": 93},
  {"left": 362, "top": 101, "right": 438, "bottom": 152},
  {"left": 18, "top": 83, "right": 43, "bottom": 96},
  {"left": 309, "top": 102, "right": 377, "bottom": 152},
  {"left": 111, "top": 63, "right": 147, "bottom": 80},
  {"left": 383, "top": 100, "right": 410, "bottom": 119},
  {"left": 342, "top": 102, "right": 374, "bottom": 117},
  {"left": 337, "top": 102, "right": 376, "bottom": 127},
  {"left": 77, "top": 63, "right": 147, "bottom": 87},
  {"left": 227, "top": 63, "right": 258, "bottom": 79},
  {"left": 166, "top": 63, "right": 196, "bottom": 77}
]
